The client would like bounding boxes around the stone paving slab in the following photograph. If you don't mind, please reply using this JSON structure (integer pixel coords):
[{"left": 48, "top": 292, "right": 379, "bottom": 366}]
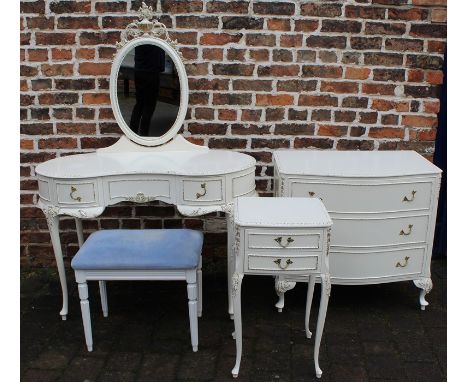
[{"left": 21, "top": 259, "right": 446, "bottom": 381}]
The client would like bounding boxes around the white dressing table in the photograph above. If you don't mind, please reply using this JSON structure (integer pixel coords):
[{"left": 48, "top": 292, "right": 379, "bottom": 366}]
[{"left": 36, "top": 6, "right": 256, "bottom": 320}]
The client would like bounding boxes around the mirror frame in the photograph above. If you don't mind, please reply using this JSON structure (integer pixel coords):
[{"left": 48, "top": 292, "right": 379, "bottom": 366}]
[{"left": 110, "top": 5, "right": 188, "bottom": 147}]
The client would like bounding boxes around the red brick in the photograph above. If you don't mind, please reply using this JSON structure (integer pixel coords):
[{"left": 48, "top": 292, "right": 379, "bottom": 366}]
[
  {"left": 388, "top": 8, "right": 429, "bottom": 21},
  {"left": 369, "top": 128, "right": 405, "bottom": 139},
  {"left": 57, "top": 123, "right": 96, "bottom": 135},
  {"left": 26, "top": 16, "right": 55, "bottom": 29},
  {"left": 321, "top": 20, "right": 362, "bottom": 33},
  {"left": 408, "top": 69, "right": 424, "bottom": 82},
  {"left": 200, "top": 33, "right": 242, "bottom": 45},
  {"left": 79, "top": 62, "right": 111, "bottom": 75},
  {"left": 208, "top": 138, "right": 247, "bottom": 149},
  {"left": 51, "top": 48, "right": 73, "bottom": 61},
  {"left": 321, "top": 81, "right": 359, "bottom": 94},
  {"left": 402, "top": 115, "right": 438, "bottom": 128},
  {"left": 301, "top": 3, "right": 342, "bottom": 17},
  {"left": 36, "top": 32, "right": 76, "bottom": 45},
  {"left": 39, "top": 137, "right": 78, "bottom": 149},
  {"left": 20, "top": 139, "right": 34, "bottom": 150},
  {"left": 28, "top": 49, "right": 48, "bottom": 62},
  {"left": 176, "top": 16, "right": 219, "bottom": 29},
  {"left": 246, "top": 34, "right": 276, "bottom": 47},
  {"left": 207, "top": 1, "right": 249, "bottom": 14},
  {"left": 82, "top": 93, "right": 110, "bottom": 105},
  {"left": 203, "top": 48, "right": 223, "bottom": 60},
  {"left": 80, "top": 31, "right": 121, "bottom": 45},
  {"left": 253, "top": 2, "right": 295, "bottom": 15},
  {"left": 49, "top": 1, "right": 91, "bottom": 13},
  {"left": 258, "top": 65, "right": 299, "bottom": 77},
  {"left": 428, "top": 40, "right": 446, "bottom": 54},
  {"left": 218, "top": 109, "right": 238, "bottom": 121},
  {"left": 41, "top": 64, "right": 73, "bottom": 76},
  {"left": 427, "top": 70, "right": 444, "bottom": 85},
  {"left": 95, "top": 1, "right": 128, "bottom": 13},
  {"left": 58, "top": 16, "right": 99, "bottom": 29},
  {"left": 280, "top": 35, "right": 303, "bottom": 48},
  {"left": 76, "top": 48, "right": 95, "bottom": 60},
  {"left": 318, "top": 124, "right": 348, "bottom": 137},
  {"left": 345, "top": 67, "right": 371, "bottom": 80},
  {"left": 362, "top": 83, "right": 396, "bottom": 96},
  {"left": 423, "top": 100, "right": 440, "bottom": 114},
  {"left": 294, "top": 20, "right": 319, "bottom": 32},
  {"left": 256, "top": 94, "right": 294, "bottom": 106},
  {"left": 299, "top": 95, "right": 338, "bottom": 107},
  {"left": 306, "top": 36, "right": 346, "bottom": 49},
  {"left": 410, "top": 24, "right": 446, "bottom": 38},
  {"left": 345, "top": 5, "right": 386, "bottom": 19},
  {"left": 267, "top": 18, "right": 291, "bottom": 31}
]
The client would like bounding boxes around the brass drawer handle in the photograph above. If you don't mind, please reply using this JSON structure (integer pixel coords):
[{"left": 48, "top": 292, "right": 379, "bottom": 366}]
[
  {"left": 274, "top": 258, "right": 293, "bottom": 270},
  {"left": 274, "top": 236, "right": 294, "bottom": 248},
  {"left": 396, "top": 256, "right": 410, "bottom": 268},
  {"left": 399, "top": 224, "right": 413, "bottom": 236},
  {"left": 70, "top": 186, "right": 82, "bottom": 202},
  {"left": 403, "top": 190, "right": 416, "bottom": 202},
  {"left": 309, "top": 191, "right": 323, "bottom": 201},
  {"left": 196, "top": 183, "right": 207, "bottom": 199}
]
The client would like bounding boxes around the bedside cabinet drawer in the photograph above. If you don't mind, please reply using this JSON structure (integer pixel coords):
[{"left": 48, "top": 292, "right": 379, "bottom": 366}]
[
  {"left": 330, "top": 247, "right": 425, "bottom": 280},
  {"left": 182, "top": 178, "right": 223, "bottom": 203},
  {"left": 247, "top": 230, "right": 321, "bottom": 250},
  {"left": 332, "top": 215, "right": 430, "bottom": 248},
  {"left": 246, "top": 253, "right": 319, "bottom": 274},
  {"left": 56, "top": 181, "right": 97, "bottom": 206},
  {"left": 290, "top": 180, "right": 433, "bottom": 213}
]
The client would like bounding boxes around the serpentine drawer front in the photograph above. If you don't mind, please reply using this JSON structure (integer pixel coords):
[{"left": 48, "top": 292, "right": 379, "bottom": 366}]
[
  {"left": 107, "top": 177, "right": 172, "bottom": 204},
  {"left": 290, "top": 180, "right": 433, "bottom": 213},
  {"left": 182, "top": 178, "right": 223, "bottom": 203},
  {"left": 246, "top": 230, "right": 322, "bottom": 250},
  {"left": 273, "top": 150, "right": 442, "bottom": 310},
  {"left": 56, "top": 181, "right": 98, "bottom": 206},
  {"left": 332, "top": 214, "right": 430, "bottom": 248},
  {"left": 330, "top": 247, "right": 425, "bottom": 280},
  {"left": 246, "top": 253, "right": 319, "bottom": 274}
]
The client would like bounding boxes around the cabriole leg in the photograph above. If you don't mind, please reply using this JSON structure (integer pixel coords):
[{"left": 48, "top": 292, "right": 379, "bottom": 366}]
[
  {"left": 227, "top": 213, "right": 234, "bottom": 319},
  {"left": 187, "top": 274, "right": 199, "bottom": 352},
  {"left": 314, "top": 274, "right": 331, "bottom": 379},
  {"left": 305, "top": 275, "right": 316, "bottom": 339},
  {"left": 99, "top": 281, "right": 108, "bottom": 317},
  {"left": 78, "top": 281, "right": 93, "bottom": 352},
  {"left": 231, "top": 272, "right": 244, "bottom": 378},
  {"left": 46, "top": 213, "right": 68, "bottom": 320},
  {"left": 413, "top": 277, "right": 433, "bottom": 310}
]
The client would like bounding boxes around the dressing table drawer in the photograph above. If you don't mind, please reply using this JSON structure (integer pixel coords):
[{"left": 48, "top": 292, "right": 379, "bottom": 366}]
[
  {"left": 182, "top": 178, "right": 223, "bottom": 203},
  {"left": 246, "top": 230, "right": 321, "bottom": 250},
  {"left": 332, "top": 215, "right": 430, "bottom": 248},
  {"left": 107, "top": 178, "right": 172, "bottom": 203},
  {"left": 290, "top": 180, "right": 433, "bottom": 213},
  {"left": 330, "top": 247, "right": 425, "bottom": 280},
  {"left": 56, "top": 181, "right": 97, "bottom": 206},
  {"left": 246, "top": 253, "right": 319, "bottom": 274}
]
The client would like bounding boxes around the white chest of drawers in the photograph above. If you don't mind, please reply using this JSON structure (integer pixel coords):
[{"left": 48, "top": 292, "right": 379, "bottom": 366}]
[
  {"left": 230, "top": 197, "right": 332, "bottom": 379},
  {"left": 273, "top": 150, "right": 442, "bottom": 310}
]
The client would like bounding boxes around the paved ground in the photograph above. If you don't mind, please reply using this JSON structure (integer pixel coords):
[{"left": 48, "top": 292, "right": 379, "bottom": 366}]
[{"left": 21, "top": 259, "right": 446, "bottom": 382}]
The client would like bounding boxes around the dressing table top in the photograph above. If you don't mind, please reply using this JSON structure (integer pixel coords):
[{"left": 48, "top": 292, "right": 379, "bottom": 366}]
[
  {"left": 274, "top": 150, "right": 441, "bottom": 178},
  {"left": 36, "top": 150, "right": 255, "bottom": 179}
]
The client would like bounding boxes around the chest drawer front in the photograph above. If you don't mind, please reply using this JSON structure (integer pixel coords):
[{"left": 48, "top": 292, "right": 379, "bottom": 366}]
[
  {"left": 108, "top": 178, "right": 171, "bottom": 203},
  {"left": 332, "top": 215, "right": 430, "bottom": 248},
  {"left": 330, "top": 247, "right": 425, "bottom": 280},
  {"left": 290, "top": 180, "right": 433, "bottom": 213},
  {"left": 246, "top": 253, "right": 319, "bottom": 274},
  {"left": 247, "top": 230, "right": 321, "bottom": 250},
  {"left": 56, "top": 181, "right": 97, "bottom": 205},
  {"left": 182, "top": 178, "right": 223, "bottom": 203}
]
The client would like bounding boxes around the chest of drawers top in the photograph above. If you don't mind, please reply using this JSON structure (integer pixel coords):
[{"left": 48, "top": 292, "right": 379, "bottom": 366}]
[{"left": 273, "top": 150, "right": 441, "bottom": 178}]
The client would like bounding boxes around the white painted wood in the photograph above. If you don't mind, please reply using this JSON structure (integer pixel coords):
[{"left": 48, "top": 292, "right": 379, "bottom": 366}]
[
  {"left": 75, "top": 218, "right": 84, "bottom": 247},
  {"left": 110, "top": 36, "right": 189, "bottom": 147},
  {"left": 99, "top": 281, "right": 108, "bottom": 318},
  {"left": 305, "top": 276, "right": 315, "bottom": 339},
  {"left": 245, "top": 253, "right": 319, "bottom": 274},
  {"left": 78, "top": 282, "right": 93, "bottom": 352},
  {"left": 231, "top": 197, "right": 331, "bottom": 378},
  {"left": 246, "top": 230, "right": 321, "bottom": 250},
  {"left": 274, "top": 150, "right": 442, "bottom": 310},
  {"left": 182, "top": 178, "right": 223, "bottom": 203},
  {"left": 74, "top": 264, "right": 201, "bottom": 352},
  {"left": 197, "top": 261, "right": 202, "bottom": 318}
]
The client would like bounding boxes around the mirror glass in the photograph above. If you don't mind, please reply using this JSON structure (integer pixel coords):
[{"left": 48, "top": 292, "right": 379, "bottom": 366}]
[{"left": 116, "top": 43, "right": 181, "bottom": 138}]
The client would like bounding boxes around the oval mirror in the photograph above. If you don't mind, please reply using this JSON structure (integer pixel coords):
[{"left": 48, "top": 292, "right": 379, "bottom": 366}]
[{"left": 110, "top": 37, "right": 188, "bottom": 146}]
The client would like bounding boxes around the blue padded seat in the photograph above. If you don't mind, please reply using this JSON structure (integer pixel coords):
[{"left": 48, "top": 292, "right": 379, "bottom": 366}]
[{"left": 71, "top": 229, "right": 203, "bottom": 270}]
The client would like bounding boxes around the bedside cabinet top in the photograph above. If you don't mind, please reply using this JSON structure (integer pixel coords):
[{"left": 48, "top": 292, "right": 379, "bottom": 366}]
[
  {"left": 273, "top": 150, "right": 441, "bottom": 178},
  {"left": 234, "top": 197, "right": 332, "bottom": 228}
]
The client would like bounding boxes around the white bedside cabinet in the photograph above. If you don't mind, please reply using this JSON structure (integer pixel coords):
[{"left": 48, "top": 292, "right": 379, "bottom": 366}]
[
  {"left": 273, "top": 150, "right": 442, "bottom": 311},
  {"left": 230, "top": 197, "right": 332, "bottom": 379}
]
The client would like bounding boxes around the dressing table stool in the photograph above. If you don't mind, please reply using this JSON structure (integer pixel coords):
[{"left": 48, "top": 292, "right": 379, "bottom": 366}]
[
  {"left": 230, "top": 197, "right": 332, "bottom": 378},
  {"left": 71, "top": 229, "right": 203, "bottom": 352}
]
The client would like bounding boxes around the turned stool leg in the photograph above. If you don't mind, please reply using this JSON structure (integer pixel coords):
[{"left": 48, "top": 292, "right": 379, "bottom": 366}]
[
  {"left": 187, "top": 270, "right": 199, "bottom": 352},
  {"left": 99, "top": 281, "right": 108, "bottom": 317},
  {"left": 78, "top": 281, "right": 93, "bottom": 352},
  {"left": 197, "top": 260, "right": 203, "bottom": 318}
]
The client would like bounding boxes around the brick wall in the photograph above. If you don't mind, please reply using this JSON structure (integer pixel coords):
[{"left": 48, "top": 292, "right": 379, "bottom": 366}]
[{"left": 20, "top": 0, "right": 447, "bottom": 267}]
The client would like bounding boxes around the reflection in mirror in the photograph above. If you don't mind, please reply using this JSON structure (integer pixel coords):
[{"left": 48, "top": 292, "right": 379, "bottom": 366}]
[{"left": 117, "top": 44, "right": 180, "bottom": 137}]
